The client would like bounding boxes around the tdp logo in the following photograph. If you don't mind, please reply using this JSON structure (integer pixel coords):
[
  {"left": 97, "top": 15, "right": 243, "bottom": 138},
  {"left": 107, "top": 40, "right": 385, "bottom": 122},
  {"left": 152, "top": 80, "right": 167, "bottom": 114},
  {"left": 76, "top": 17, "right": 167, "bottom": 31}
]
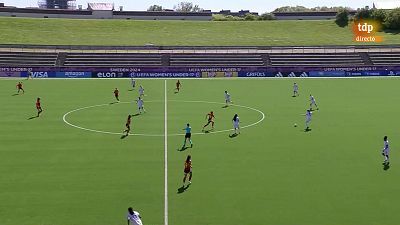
[
  {"left": 352, "top": 20, "right": 383, "bottom": 42},
  {"left": 358, "top": 23, "right": 374, "bottom": 33}
]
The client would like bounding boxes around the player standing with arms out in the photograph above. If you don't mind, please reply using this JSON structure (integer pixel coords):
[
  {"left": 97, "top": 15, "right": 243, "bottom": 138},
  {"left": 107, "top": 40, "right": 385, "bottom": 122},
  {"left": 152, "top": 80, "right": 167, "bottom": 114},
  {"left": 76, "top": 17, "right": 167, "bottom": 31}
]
[
  {"left": 293, "top": 82, "right": 299, "bottom": 97},
  {"left": 176, "top": 80, "right": 181, "bottom": 92},
  {"left": 232, "top": 114, "right": 240, "bottom": 135},
  {"left": 114, "top": 88, "right": 120, "bottom": 102},
  {"left": 202, "top": 111, "right": 215, "bottom": 131},
  {"left": 182, "top": 123, "right": 193, "bottom": 149},
  {"left": 382, "top": 136, "right": 390, "bottom": 165},
  {"left": 310, "top": 94, "right": 319, "bottom": 110},
  {"left": 136, "top": 97, "right": 146, "bottom": 114},
  {"left": 127, "top": 207, "right": 143, "bottom": 225},
  {"left": 183, "top": 155, "right": 192, "bottom": 186},
  {"left": 304, "top": 109, "right": 312, "bottom": 131},
  {"left": 36, "top": 98, "right": 43, "bottom": 117},
  {"left": 123, "top": 115, "right": 132, "bottom": 136},
  {"left": 16, "top": 82, "right": 24, "bottom": 94},
  {"left": 224, "top": 91, "right": 231, "bottom": 106},
  {"left": 139, "top": 85, "right": 145, "bottom": 98}
]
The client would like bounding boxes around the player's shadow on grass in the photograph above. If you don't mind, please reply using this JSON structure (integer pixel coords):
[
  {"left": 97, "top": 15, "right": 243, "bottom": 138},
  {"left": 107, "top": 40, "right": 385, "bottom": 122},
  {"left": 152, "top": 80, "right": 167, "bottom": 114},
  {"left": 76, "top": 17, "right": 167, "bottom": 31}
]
[
  {"left": 27, "top": 116, "right": 38, "bottom": 120},
  {"left": 174, "top": 91, "right": 179, "bottom": 94},
  {"left": 120, "top": 134, "right": 128, "bottom": 139},
  {"left": 177, "top": 184, "right": 191, "bottom": 194},
  {"left": 128, "top": 89, "right": 134, "bottom": 92},
  {"left": 304, "top": 128, "right": 312, "bottom": 132},
  {"left": 131, "top": 113, "right": 140, "bottom": 117},
  {"left": 109, "top": 101, "right": 119, "bottom": 105},
  {"left": 229, "top": 133, "right": 238, "bottom": 138},
  {"left": 12, "top": 93, "right": 19, "bottom": 96},
  {"left": 383, "top": 163, "right": 390, "bottom": 171},
  {"left": 221, "top": 105, "right": 228, "bottom": 108}
]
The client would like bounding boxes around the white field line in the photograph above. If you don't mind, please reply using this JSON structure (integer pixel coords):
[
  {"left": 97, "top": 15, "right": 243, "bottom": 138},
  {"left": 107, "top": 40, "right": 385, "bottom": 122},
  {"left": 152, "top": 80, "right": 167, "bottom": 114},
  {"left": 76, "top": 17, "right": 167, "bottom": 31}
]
[{"left": 164, "top": 80, "right": 169, "bottom": 225}]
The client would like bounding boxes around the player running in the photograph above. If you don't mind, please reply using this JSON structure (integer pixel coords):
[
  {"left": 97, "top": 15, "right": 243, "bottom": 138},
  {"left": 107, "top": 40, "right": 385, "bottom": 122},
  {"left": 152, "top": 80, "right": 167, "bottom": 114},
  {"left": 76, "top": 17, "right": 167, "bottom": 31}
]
[
  {"left": 16, "top": 82, "right": 24, "bottom": 94},
  {"left": 139, "top": 85, "right": 145, "bottom": 98},
  {"left": 232, "top": 114, "right": 240, "bottom": 134},
  {"left": 131, "top": 78, "right": 136, "bottom": 89},
  {"left": 123, "top": 115, "right": 132, "bottom": 136},
  {"left": 127, "top": 207, "right": 143, "bottom": 225},
  {"left": 304, "top": 109, "right": 312, "bottom": 130},
  {"left": 136, "top": 97, "right": 146, "bottom": 114},
  {"left": 310, "top": 94, "right": 319, "bottom": 110},
  {"left": 36, "top": 97, "right": 43, "bottom": 117},
  {"left": 182, "top": 123, "right": 193, "bottom": 149},
  {"left": 382, "top": 136, "right": 390, "bottom": 165},
  {"left": 202, "top": 111, "right": 215, "bottom": 131},
  {"left": 183, "top": 155, "right": 193, "bottom": 187},
  {"left": 293, "top": 82, "right": 299, "bottom": 97},
  {"left": 176, "top": 80, "right": 181, "bottom": 92},
  {"left": 114, "top": 88, "right": 120, "bottom": 102},
  {"left": 224, "top": 91, "right": 231, "bottom": 106}
]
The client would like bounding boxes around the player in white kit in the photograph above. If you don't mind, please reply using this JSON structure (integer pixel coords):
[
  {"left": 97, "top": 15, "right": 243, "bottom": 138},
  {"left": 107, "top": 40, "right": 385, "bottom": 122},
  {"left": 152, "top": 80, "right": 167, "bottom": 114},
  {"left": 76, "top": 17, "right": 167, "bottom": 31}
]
[
  {"left": 310, "top": 94, "right": 319, "bottom": 110},
  {"left": 136, "top": 97, "right": 145, "bottom": 114},
  {"left": 232, "top": 114, "right": 240, "bottom": 134},
  {"left": 293, "top": 83, "right": 299, "bottom": 97},
  {"left": 305, "top": 109, "right": 312, "bottom": 130},
  {"left": 382, "top": 136, "right": 390, "bottom": 165},
  {"left": 127, "top": 207, "right": 143, "bottom": 225},
  {"left": 225, "top": 91, "right": 231, "bottom": 106},
  {"left": 139, "top": 85, "right": 145, "bottom": 98}
]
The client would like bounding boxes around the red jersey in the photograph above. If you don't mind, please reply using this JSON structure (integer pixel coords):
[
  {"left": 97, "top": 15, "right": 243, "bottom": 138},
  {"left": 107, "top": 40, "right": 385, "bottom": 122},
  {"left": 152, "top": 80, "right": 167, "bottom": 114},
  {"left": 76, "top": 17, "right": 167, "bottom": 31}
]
[
  {"left": 36, "top": 100, "right": 41, "bottom": 108},
  {"left": 114, "top": 89, "right": 119, "bottom": 96},
  {"left": 16, "top": 83, "right": 23, "bottom": 89},
  {"left": 184, "top": 160, "right": 192, "bottom": 173},
  {"left": 207, "top": 112, "right": 215, "bottom": 121},
  {"left": 126, "top": 117, "right": 131, "bottom": 126}
]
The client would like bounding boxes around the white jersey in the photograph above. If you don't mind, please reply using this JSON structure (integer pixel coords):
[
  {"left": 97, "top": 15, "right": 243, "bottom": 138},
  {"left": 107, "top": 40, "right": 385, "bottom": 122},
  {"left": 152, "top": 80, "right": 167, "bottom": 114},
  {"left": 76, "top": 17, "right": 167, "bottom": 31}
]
[
  {"left": 310, "top": 95, "right": 316, "bottom": 103},
  {"left": 131, "top": 79, "right": 136, "bottom": 87},
  {"left": 233, "top": 117, "right": 240, "bottom": 127},
  {"left": 225, "top": 92, "right": 231, "bottom": 100},
  {"left": 137, "top": 99, "right": 144, "bottom": 108},
  {"left": 294, "top": 84, "right": 298, "bottom": 91},
  {"left": 306, "top": 111, "right": 312, "bottom": 121},
  {"left": 127, "top": 211, "right": 143, "bottom": 225},
  {"left": 139, "top": 86, "right": 144, "bottom": 95},
  {"left": 383, "top": 140, "right": 390, "bottom": 154}
]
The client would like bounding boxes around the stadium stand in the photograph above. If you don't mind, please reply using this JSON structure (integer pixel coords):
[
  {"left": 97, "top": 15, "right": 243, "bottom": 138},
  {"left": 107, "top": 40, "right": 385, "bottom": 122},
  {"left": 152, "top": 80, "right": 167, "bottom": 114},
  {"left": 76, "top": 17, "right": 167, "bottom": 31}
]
[
  {"left": 0, "top": 46, "right": 399, "bottom": 67},
  {"left": 0, "top": 52, "right": 57, "bottom": 66},
  {"left": 169, "top": 54, "right": 264, "bottom": 67},
  {"left": 368, "top": 52, "right": 400, "bottom": 65},
  {"left": 64, "top": 53, "right": 163, "bottom": 66},
  {"left": 268, "top": 53, "right": 365, "bottom": 66}
]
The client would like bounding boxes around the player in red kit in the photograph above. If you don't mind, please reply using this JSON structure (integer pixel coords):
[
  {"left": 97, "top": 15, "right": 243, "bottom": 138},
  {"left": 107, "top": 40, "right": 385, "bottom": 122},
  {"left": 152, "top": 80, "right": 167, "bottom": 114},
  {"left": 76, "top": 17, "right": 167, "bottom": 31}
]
[
  {"left": 202, "top": 111, "right": 215, "bottom": 131},
  {"left": 123, "top": 115, "right": 132, "bottom": 136},
  {"left": 16, "top": 82, "right": 24, "bottom": 94},
  {"left": 176, "top": 80, "right": 181, "bottom": 92},
  {"left": 36, "top": 98, "right": 43, "bottom": 117},
  {"left": 114, "top": 88, "right": 120, "bottom": 102}
]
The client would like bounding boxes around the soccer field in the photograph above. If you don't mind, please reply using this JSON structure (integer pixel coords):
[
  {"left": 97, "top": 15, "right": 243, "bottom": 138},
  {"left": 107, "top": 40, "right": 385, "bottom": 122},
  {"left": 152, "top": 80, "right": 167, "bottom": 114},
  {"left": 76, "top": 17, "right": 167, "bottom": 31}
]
[{"left": 1, "top": 78, "right": 400, "bottom": 225}]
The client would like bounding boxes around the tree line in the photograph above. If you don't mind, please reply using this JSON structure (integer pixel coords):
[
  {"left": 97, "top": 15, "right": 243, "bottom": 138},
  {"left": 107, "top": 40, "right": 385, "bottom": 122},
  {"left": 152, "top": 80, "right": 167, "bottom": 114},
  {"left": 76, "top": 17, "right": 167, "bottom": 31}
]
[{"left": 336, "top": 7, "right": 400, "bottom": 30}]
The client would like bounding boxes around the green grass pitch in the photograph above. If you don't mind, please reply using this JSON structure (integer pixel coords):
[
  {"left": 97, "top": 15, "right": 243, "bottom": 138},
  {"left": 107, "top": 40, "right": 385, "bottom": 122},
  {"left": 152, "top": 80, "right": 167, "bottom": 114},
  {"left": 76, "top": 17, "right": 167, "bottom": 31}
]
[
  {"left": 1, "top": 78, "right": 400, "bottom": 225},
  {"left": 0, "top": 17, "right": 399, "bottom": 46}
]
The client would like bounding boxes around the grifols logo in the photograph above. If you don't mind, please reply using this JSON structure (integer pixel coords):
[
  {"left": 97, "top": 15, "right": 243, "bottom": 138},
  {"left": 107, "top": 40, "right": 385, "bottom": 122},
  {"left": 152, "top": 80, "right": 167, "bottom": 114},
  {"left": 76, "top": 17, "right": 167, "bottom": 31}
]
[{"left": 352, "top": 20, "right": 383, "bottom": 42}]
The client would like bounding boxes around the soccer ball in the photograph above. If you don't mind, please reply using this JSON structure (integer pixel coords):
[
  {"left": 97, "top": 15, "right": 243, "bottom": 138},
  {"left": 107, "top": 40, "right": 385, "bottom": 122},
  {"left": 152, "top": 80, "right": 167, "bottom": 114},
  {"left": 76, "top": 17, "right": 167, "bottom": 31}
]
[{"left": 294, "top": 123, "right": 297, "bottom": 127}]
